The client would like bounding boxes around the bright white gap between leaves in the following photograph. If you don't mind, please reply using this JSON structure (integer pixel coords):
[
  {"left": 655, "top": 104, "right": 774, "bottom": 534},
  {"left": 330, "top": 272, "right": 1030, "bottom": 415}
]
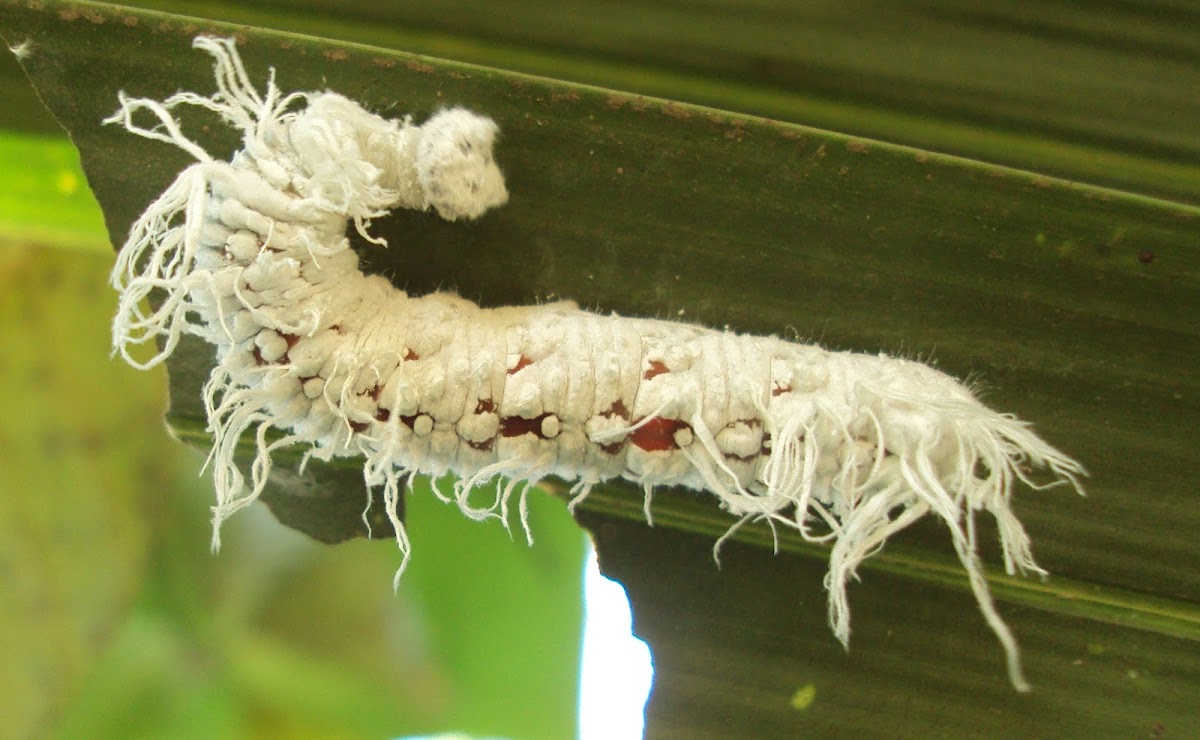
[{"left": 579, "top": 542, "right": 654, "bottom": 740}]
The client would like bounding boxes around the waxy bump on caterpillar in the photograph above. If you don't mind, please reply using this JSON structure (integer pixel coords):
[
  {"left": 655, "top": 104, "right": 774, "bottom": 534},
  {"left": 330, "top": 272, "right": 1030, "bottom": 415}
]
[{"left": 108, "top": 37, "right": 1085, "bottom": 692}]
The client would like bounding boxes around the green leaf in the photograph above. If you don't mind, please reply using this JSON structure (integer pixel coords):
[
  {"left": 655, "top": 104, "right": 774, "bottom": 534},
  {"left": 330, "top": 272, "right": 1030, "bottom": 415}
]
[
  {"left": 0, "top": 131, "right": 108, "bottom": 252},
  {"left": 52, "top": 449, "right": 585, "bottom": 740},
  {"left": 14, "top": 0, "right": 1186, "bottom": 599},
  {"left": 43, "top": 0, "right": 1200, "bottom": 204},
  {"left": 0, "top": 242, "right": 158, "bottom": 738},
  {"left": 3, "top": 0, "right": 1198, "bottom": 735},
  {"left": 579, "top": 510, "right": 1200, "bottom": 736}
]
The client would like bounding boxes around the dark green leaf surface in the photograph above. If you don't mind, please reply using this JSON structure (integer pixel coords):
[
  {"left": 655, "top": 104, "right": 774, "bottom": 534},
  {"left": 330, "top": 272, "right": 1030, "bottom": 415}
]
[
  {"left": 3, "top": 0, "right": 1197, "bottom": 735},
  {"left": 41, "top": 0, "right": 1200, "bottom": 205},
  {"left": 6, "top": 0, "right": 1188, "bottom": 599},
  {"left": 578, "top": 510, "right": 1200, "bottom": 738}
]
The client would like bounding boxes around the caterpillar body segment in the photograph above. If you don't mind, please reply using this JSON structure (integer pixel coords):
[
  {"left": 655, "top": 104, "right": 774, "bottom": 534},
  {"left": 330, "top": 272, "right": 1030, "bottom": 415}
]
[{"left": 109, "top": 37, "right": 1085, "bottom": 692}]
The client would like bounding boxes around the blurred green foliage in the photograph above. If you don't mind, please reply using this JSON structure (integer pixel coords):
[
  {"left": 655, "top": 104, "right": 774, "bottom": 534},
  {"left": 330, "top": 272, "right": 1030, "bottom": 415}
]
[{"left": 0, "top": 127, "right": 584, "bottom": 740}]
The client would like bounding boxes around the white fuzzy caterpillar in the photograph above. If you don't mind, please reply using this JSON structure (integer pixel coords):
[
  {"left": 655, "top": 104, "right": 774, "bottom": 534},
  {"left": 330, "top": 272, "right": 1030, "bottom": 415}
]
[{"left": 108, "top": 37, "right": 1084, "bottom": 692}]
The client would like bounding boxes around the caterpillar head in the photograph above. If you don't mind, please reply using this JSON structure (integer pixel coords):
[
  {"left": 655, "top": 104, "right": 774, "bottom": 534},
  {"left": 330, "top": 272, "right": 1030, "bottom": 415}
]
[
  {"left": 287, "top": 93, "right": 411, "bottom": 215},
  {"left": 416, "top": 108, "right": 509, "bottom": 221}
]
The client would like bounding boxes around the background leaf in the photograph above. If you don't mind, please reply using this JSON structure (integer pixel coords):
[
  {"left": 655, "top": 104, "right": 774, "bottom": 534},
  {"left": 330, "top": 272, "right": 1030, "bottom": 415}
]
[{"left": 0, "top": 239, "right": 157, "bottom": 739}]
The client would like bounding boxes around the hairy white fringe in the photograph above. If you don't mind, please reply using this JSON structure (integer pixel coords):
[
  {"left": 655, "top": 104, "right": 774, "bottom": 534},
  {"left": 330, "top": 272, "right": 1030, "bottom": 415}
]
[{"left": 108, "top": 36, "right": 1085, "bottom": 691}]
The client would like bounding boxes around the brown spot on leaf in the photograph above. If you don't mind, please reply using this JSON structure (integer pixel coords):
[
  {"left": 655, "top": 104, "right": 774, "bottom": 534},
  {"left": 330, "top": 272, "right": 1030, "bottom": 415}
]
[
  {"left": 324, "top": 49, "right": 349, "bottom": 62},
  {"left": 663, "top": 103, "right": 691, "bottom": 120},
  {"left": 405, "top": 60, "right": 435, "bottom": 74}
]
